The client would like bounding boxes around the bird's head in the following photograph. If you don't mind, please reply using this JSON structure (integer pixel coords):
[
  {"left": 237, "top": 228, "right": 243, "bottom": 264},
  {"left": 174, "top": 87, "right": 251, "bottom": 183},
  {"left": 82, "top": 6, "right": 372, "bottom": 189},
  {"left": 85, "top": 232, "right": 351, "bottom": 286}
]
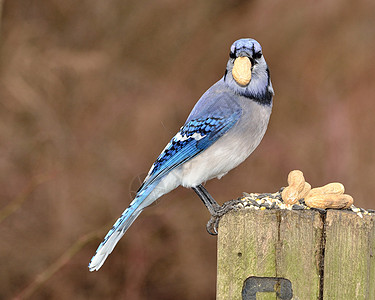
[{"left": 224, "top": 38, "right": 274, "bottom": 104}]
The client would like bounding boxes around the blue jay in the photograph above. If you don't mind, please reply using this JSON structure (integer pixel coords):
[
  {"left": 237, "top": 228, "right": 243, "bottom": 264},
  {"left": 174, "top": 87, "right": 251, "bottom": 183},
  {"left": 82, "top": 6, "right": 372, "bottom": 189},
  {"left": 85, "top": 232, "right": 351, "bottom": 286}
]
[{"left": 89, "top": 38, "right": 274, "bottom": 271}]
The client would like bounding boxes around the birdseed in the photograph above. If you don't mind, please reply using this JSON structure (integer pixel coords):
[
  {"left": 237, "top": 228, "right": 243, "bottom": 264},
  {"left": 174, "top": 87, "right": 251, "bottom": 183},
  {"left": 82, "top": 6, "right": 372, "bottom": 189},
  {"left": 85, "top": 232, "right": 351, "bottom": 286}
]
[{"left": 236, "top": 188, "right": 374, "bottom": 217}]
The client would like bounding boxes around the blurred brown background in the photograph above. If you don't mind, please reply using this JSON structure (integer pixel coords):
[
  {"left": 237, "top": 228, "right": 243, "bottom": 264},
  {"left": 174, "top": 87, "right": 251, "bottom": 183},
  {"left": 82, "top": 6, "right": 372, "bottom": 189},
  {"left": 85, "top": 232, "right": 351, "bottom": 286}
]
[{"left": 1, "top": 0, "right": 375, "bottom": 299}]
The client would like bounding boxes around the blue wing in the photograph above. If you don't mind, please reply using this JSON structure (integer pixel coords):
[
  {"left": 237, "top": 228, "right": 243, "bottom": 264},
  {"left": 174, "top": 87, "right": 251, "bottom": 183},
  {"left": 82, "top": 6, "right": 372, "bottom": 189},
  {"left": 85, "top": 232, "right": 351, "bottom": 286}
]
[
  {"left": 89, "top": 110, "right": 242, "bottom": 271},
  {"left": 139, "top": 109, "right": 242, "bottom": 192}
]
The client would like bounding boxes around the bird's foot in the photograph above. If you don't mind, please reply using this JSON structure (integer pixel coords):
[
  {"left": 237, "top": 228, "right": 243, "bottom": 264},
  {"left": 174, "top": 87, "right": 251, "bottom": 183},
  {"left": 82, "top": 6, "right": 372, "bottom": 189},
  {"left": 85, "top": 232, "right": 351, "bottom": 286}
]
[{"left": 206, "top": 199, "right": 243, "bottom": 235}]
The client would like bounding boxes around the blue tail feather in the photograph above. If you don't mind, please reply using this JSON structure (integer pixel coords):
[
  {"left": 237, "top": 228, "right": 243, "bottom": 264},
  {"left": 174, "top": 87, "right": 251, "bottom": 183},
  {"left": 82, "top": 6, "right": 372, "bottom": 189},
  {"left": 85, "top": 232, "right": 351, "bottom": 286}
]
[{"left": 88, "top": 185, "right": 155, "bottom": 271}]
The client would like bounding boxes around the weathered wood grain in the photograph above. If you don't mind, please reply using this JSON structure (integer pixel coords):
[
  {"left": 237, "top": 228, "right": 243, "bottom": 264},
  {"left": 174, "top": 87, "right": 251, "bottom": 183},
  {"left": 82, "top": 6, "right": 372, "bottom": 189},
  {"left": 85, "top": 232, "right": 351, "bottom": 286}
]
[
  {"left": 217, "top": 209, "right": 323, "bottom": 300},
  {"left": 217, "top": 210, "right": 278, "bottom": 300},
  {"left": 323, "top": 210, "right": 375, "bottom": 299},
  {"left": 276, "top": 210, "right": 323, "bottom": 299}
]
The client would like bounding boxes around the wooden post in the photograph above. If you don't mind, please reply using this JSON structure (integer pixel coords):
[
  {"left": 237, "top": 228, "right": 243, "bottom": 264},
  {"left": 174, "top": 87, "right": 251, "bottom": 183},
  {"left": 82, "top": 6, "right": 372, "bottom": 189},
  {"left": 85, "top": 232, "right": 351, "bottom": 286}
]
[{"left": 217, "top": 209, "right": 375, "bottom": 300}]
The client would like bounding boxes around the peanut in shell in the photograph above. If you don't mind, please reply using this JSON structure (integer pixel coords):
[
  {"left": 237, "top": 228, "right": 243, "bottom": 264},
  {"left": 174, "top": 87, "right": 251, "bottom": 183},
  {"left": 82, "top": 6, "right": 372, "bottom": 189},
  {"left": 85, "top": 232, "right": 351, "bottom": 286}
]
[
  {"left": 282, "top": 170, "right": 307, "bottom": 204},
  {"left": 307, "top": 182, "right": 345, "bottom": 197},
  {"left": 299, "top": 182, "right": 312, "bottom": 199},
  {"left": 232, "top": 57, "right": 252, "bottom": 86},
  {"left": 287, "top": 170, "right": 305, "bottom": 193},
  {"left": 305, "top": 194, "right": 353, "bottom": 209}
]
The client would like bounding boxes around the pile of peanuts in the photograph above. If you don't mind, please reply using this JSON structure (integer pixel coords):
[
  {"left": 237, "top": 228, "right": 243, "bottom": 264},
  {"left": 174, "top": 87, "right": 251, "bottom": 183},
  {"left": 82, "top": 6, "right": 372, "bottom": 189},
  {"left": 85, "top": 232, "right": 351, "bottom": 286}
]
[{"left": 281, "top": 170, "right": 354, "bottom": 209}]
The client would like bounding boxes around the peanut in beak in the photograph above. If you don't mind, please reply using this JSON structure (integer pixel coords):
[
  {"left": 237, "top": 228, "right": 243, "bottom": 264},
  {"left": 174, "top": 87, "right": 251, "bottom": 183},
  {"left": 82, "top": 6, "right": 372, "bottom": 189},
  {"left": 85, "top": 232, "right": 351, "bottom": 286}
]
[{"left": 232, "top": 57, "right": 252, "bottom": 86}]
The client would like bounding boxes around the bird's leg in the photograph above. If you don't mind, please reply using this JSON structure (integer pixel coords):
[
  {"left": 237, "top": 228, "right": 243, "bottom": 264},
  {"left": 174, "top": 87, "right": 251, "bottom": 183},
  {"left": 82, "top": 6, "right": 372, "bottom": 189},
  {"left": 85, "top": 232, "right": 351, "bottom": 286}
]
[
  {"left": 192, "top": 184, "right": 241, "bottom": 235},
  {"left": 193, "top": 184, "right": 220, "bottom": 216},
  {"left": 192, "top": 185, "right": 221, "bottom": 235},
  {"left": 192, "top": 184, "right": 221, "bottom": 215}
]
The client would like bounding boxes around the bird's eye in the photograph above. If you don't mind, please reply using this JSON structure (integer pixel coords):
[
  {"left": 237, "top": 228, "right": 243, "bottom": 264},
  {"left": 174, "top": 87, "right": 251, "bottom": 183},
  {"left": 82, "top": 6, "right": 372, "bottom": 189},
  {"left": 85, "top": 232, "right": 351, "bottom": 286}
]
[
  {"left": 253, "top": 52, "right": 262, "bottom": 59},
  {"left": 229, "top": 51, "right": 236, "bottom": 59}
]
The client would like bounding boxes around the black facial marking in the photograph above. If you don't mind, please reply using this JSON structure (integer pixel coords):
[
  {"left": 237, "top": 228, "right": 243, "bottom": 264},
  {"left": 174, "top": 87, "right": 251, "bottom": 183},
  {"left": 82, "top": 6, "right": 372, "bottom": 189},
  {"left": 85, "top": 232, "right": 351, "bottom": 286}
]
[
  {"left": 254, "top": 51, "right": 262, "bottom": 59},
  {"left": 238, "top": 88, "right": 272, "bottom": 106},
  {"left": 266, "top": 67, "right": 271, "bottom": 86}
]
